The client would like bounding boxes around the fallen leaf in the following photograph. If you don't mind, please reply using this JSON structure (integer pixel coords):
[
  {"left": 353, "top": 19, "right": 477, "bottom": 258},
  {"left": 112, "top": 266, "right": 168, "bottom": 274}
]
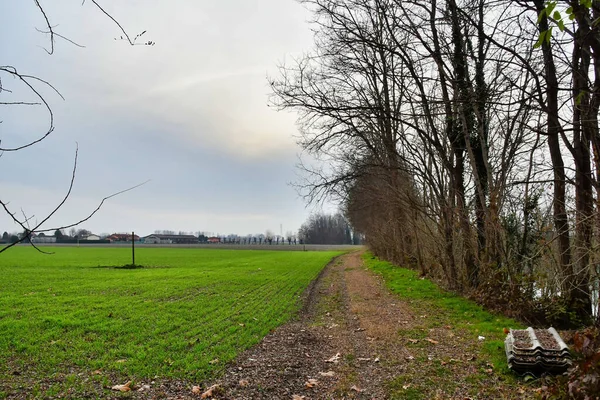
[
  {"left": 478, "top": 336, "right": 485, "bottom": 341},
  {"left": 292, "top": 395, "right": 306, "bottom": 400},
  {"left": 201, "top": 384, "right": 219, "bottom": 398},
  {"left": 402, "top": 384, "right": 411, "bottom": 390},
  {"left": 426, "top": 338, "right": 439, "bottom": 345},
  {"left": 115, "top": 359, "right": 127, "bottom": 363},
  {"left": 325, "top": 353, "right": 341, "bottom": 363},
  {"left": 350, "top": 385, "right": 362, "bottom": 392},
  {"left": 93, "top": 369, "right": 102, "bottom": 375},
  {"left": 503, "top": 328, "right": 510, "bottom": 335},
  {"left": 406, "top": 355, "right": 414, "bottom": 360},
  {"left": 319, "top": 371, "right": 336, "bottom": 377},
  {"left": 192, "top": 386, "right": 201, "bottom": 394},
  {"left": 374, "top": 357, "right": 380, "bottom": 362},
  {"left": 209, "top": 359, "right": 219, "bottom": 365},
  {"left": 358, "top": 357, "right": 371, "bottom": 362},
  {"left": 408, "top": 339, "right": 419, "bottom": 343},
  {"left": 445, "top": 325, "right": 452, "bottom": 329},
  {"left": 305, "top": 378, "right": 318, "bottom": 388},
  {"left": 239, "top": 379, "right": 249, "bottom": 387},
  {"left": 111, "top": 381, "right": 132, "bottom": 392},
  {"left": 485, "top": 368, "right": 493, "bottom": 374}
]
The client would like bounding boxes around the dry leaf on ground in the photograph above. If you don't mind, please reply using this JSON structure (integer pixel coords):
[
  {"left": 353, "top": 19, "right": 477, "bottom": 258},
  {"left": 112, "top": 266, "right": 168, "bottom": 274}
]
[
  {"left": 408, "top": 338, "right": 419, "bottom": 343},
  {"left": 350, "top": 385, "right": 362, "bottom": 392},
  {"left": 325, "top": 352, "right": 341, "bottom": 363},
  {"left": 239, "top": 379, "right": 249, "bottom": 387},
  {"left": 111, "top": 381, "right": 132, "bottom": 392},
  {"left": 292, "top": 395, "right": 306, "bottom": 400},
  {"left": 305, "top": 378, "right": 319, "bottom": 388},
  {"left": 192, "top": 386, "right": 201, "bottom": 394},
  {"left": 358, "top": 357, "right": 371, "bottom": 362},
  {"left": 426, "top": 338, "right": 439, "bottom": 344},
  {"left": 201, "top": 384, "right": 220, "bottom": 398}
]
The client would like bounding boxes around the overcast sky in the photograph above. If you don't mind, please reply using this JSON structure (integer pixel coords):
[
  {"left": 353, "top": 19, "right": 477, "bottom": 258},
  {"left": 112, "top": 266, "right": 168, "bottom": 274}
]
[{"left": 1, "top": 0, "right": 329, "bottom": 237}]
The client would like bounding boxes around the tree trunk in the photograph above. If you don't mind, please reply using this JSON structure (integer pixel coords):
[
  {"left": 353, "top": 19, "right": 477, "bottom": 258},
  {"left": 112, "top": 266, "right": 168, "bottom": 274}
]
[{"left": 534, "top": 0, "right": 573, "bottom": 294}]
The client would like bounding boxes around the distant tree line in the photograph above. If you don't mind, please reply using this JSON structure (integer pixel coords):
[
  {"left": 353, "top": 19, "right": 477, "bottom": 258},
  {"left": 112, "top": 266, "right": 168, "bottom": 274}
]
[{"left": 298, "top": 213, "right": 359, "bottom": 245}]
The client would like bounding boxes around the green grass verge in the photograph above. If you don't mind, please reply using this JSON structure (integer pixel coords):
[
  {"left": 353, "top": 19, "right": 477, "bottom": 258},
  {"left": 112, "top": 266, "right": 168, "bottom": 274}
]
[
  {"left": 0, "top": 247, "right": 341, "bottom": 395},
  {"left": 363, "top": 253, "right": 529, "bottom": 399}
]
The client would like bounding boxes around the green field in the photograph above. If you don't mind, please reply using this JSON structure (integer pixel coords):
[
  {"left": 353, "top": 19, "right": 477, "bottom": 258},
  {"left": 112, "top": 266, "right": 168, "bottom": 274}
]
[{"left": 0, "top": 247, "right": 340, "bottom": 396}]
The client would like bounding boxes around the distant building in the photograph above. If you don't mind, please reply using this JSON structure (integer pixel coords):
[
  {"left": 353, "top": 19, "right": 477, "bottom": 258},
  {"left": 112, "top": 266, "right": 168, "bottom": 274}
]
[
  {"left": 83, "top": 234, "right": 101, "bottom": 241},
  {"left": 207, "top": 237, "right": 221, "bottom": 244},
  {"left": 143, "top": 234, "right": 199, "bottom": 244},
  {"left": 107, "top": 233, "right": 140, "bottom": 242}
]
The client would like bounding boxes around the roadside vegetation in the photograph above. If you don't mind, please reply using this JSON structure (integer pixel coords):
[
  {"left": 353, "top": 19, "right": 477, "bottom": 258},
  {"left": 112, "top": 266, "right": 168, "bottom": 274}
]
[{"left": 0, "top": 247, "right": 340, "bottom": 397}]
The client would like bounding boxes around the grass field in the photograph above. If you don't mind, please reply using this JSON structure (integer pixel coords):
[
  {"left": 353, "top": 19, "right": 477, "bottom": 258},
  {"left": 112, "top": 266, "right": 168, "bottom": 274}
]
[{"left": 0, "top": 247, "right": 340, "bottom": 396}]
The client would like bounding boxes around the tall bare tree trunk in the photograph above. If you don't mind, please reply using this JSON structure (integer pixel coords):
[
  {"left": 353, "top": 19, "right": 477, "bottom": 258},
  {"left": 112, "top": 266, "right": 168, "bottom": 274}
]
[
  {"left": 534, "top": 0, "right": 573, "bottom": 294},
  {"left": 570, "top": 1, "right": 594, "bottom": 321},
  {"left": 448, "top": 0, "right": 479, "bottom": 288}
]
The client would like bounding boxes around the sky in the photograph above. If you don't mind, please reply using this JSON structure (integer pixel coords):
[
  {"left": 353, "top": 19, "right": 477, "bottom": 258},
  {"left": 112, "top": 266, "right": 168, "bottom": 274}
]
[{"left": 1, "top": 0, "right": 330, "bottom": 237}]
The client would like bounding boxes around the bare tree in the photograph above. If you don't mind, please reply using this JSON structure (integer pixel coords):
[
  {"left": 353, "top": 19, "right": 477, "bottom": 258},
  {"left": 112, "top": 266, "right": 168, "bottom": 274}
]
[
  {"left": 1, "top": 2, "right": 152, "bottom": 253},
  {"left": 272, "top": 0, "right": 600, "bottom": 325}
]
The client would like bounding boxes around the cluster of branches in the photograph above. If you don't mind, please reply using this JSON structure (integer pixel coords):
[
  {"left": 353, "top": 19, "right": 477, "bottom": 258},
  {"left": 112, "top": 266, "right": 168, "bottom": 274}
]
[
  {"left": 1, "top": 1, "right": 151, "bottom": 254},
  {"left": 270, "top": 0, "right": 600, "bottom": 327}
]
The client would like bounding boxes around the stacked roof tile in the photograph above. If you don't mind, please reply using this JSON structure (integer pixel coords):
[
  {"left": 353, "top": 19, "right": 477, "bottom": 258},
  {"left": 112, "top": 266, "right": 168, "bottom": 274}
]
[{"left": 505, "top": 327, "right": 571, "bottom": 375}]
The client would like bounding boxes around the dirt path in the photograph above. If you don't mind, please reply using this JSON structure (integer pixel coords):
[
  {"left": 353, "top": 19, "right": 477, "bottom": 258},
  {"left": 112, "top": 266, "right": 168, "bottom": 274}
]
[
  {"left": 203, "top": 252, "right": 397, "bottom": 399},
  {"left": 198, "top": 251, "right": 532, "bottom": 400}
]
